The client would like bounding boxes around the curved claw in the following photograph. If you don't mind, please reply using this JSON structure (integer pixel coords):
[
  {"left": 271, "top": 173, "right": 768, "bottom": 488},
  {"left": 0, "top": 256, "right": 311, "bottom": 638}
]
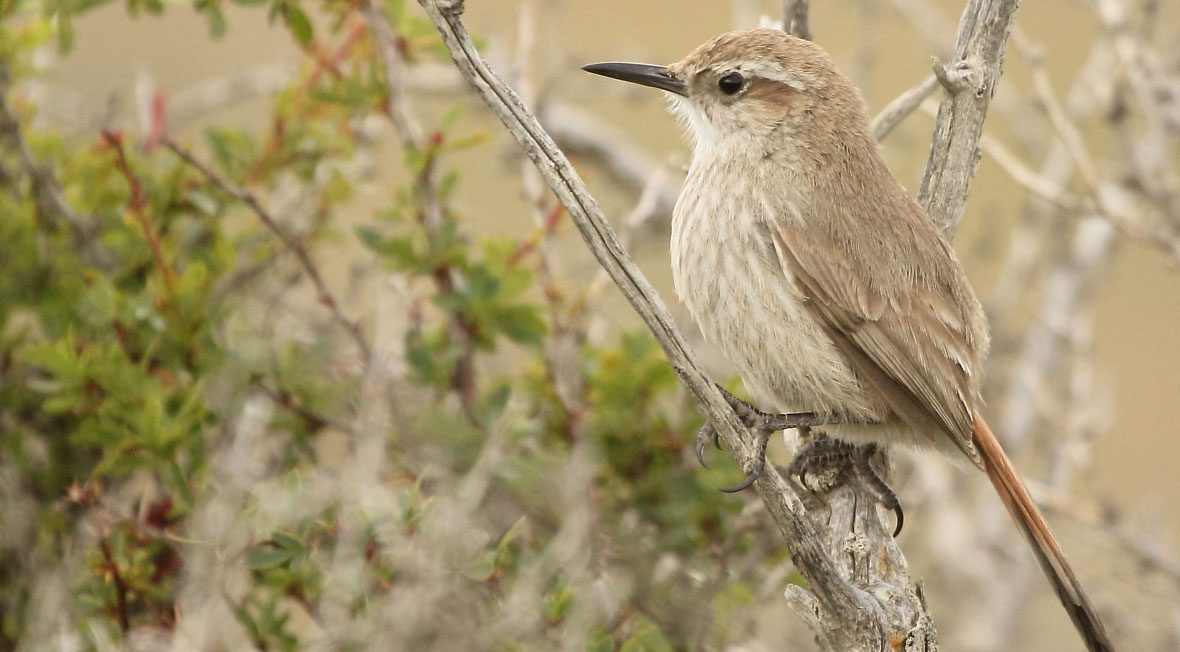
[
  {"left": 891, "top": 503, "right": 904, "bottom": 537},
  {"left": 719, "top": 459, "right": 762, "bottom": 493},
  {"left": 695, "top": 439, "right": 710, "bottom": 469},
  {"left": 694, "top": 424, "right": 714, "bottom": 469}
]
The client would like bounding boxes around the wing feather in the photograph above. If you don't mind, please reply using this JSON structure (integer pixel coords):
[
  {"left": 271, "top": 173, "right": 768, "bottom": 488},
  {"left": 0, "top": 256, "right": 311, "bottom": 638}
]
[{"left": 771, "top": 222, "right": 982, "bottom": 465}]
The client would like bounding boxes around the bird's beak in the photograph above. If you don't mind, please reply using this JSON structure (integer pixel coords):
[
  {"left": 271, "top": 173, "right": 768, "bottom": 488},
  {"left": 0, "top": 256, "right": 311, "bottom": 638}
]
[{"left": 581, "top": 62, "right": 687, "bottom": 97}]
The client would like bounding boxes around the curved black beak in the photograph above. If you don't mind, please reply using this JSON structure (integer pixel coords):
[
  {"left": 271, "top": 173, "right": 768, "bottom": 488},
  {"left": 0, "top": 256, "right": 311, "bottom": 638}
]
[{"left": 581, "top": 62, "right": 687, "bottom": 97}]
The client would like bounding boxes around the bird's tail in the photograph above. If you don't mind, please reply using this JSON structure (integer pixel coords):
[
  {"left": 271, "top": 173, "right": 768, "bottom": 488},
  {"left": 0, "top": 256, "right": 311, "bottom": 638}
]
[{"left": 972, "top": 415, "right": 1115, "bottom": 652}]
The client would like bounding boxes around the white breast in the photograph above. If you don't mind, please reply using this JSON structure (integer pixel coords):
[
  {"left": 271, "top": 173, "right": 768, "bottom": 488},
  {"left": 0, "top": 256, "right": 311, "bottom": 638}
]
[{"left": 670, "top": 157, "right": 887, "bottom": 424}]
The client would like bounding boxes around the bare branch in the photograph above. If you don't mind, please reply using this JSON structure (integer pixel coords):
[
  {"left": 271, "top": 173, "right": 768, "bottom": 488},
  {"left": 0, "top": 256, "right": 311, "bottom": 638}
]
[
  {"left": 540, "top": 101, "right": 678, "bottom": 227},
  {"left": 362, "top": 0, "right": 422, "bottom": 143},
  {"left": 513, "top": 0, "right": 588, "bottom": 433},
  {"left": 103, "top": 131, "right": 178, "bottom": 301},
  {"left": 977, "top": 129, "right": 1085, "bottom": 213},
  {"left": 1039, "top": 485, "right": 1180, "bottom": 591},
  {"left": 782, "top": 0, "right": 811, "bottom": 40},
  {"left": 913, "top": 99, "right": 1087, "bottom": 212},
  {"left": 871, "top": 74, "right": 938, "bottom": 140},
  {"left": 885, "top": 0, "right": 957, "bottom": 56},
  {"left": 1019, "top": 35, "right": 1180, "bottom": 263},
  {"left": 917, "top": 0, "right": 1020, "bottom": 235}
]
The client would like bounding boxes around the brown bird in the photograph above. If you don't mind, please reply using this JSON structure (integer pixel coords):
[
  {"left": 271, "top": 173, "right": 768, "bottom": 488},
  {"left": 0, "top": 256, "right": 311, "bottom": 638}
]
[{"left": 584, "top": 28, "right": 1113, "bottom": 652}]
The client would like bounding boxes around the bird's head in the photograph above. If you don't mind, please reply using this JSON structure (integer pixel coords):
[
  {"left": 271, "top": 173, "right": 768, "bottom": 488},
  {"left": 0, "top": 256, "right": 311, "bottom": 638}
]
[{"left": 584, "top": 29, "right": 869, "bottom": 158}]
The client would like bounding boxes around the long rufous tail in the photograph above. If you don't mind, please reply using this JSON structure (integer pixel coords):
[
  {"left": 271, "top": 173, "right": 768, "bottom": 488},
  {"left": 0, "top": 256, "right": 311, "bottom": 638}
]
[{"left": 973, "top": 415, "right": 1115, "bottom": 652}]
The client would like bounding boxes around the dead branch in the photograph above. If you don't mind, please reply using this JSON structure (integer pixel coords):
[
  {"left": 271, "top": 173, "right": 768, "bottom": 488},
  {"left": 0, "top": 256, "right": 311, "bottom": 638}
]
[{"left": 917, "top": 0, "right": 1020, "bottom": 236}]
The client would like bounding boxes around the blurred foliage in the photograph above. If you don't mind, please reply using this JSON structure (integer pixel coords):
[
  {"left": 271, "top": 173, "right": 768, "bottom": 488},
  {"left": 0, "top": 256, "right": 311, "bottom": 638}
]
[{"left": 0, "top": 0, "right": 784, "bottom": 648}]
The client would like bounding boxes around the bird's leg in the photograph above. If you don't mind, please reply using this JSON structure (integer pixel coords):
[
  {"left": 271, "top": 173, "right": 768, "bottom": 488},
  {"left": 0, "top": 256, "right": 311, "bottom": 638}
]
[
  {"left": 693, "top": 384, "right": 828, "bottom": 492},
  {"left": 784, "top": 435, "right": 857, "bottom": 491},
  {"left": 856, "top": 444, "right": 904, "bottom": 537},
  {"left": 784, "top": 437, "right": 904, "bottom": 536},
  {"left": 688, "top": 379, "right": 903, "bottom": 532}
]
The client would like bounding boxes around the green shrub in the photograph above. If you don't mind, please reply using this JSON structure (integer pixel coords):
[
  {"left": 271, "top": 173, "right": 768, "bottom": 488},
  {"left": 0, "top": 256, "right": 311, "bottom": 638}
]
[{"left": 0, "top": 2, "right": 778, "bottom": 648}]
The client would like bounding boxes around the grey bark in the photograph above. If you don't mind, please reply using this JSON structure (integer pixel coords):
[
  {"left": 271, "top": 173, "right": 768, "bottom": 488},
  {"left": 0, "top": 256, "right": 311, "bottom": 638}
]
[{"left": 918, "top": 0, "right": 1021, "bottom": 236}]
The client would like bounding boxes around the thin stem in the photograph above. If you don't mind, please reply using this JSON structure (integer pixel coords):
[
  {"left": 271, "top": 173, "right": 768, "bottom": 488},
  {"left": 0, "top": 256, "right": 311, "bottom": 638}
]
[{"left": 163, "top": 138, "right": 372, "bottom": 363}]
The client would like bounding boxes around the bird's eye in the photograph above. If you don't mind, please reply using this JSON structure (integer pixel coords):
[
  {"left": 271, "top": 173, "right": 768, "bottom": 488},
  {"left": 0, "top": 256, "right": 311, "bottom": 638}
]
[{"left": 718, "top": 72, "right": 745, "bottom": 95}]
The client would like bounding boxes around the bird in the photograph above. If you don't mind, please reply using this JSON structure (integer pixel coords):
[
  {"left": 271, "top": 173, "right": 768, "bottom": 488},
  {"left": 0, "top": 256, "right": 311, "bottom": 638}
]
[{"left": 583, "top": 28, "right": 1114, "bottom": 652}]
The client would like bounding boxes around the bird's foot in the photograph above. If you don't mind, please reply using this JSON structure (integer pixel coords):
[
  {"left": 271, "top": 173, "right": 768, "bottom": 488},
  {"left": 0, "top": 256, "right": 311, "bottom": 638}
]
[
  {"left": 785, "top": 437, "right": 904, "bottom": 536},
  {"left": 694, "top": 384, "right": 825, "bottom": 493}
]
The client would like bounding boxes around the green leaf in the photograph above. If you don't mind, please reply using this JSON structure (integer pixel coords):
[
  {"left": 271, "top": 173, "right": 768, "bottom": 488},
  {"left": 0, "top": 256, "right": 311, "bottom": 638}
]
[
  {"left": 405, "top": 335, "right": 437, "bottom": 381},
  {"left": 618, "top": 614, "right": 673, "bottom": 652},
  {"left": 56, "top": 10, "right": 74, "bottom": 53},
  {"left": 437, "top": 170, "right": 460, "bottom": 199},
  {"left": 439, "top": 104, "right": 464, "bottom": 130},
  {"left": 247, "top": 545, "right": 295, "bottom": 570},
  {"left": 280, "top": 2, "right": 313, "bottom": 47},
  {"left": 205, "top": 4, "right": 227, "bottom": 37},
  {"left": 455, "top": 552, "right": 495, "bottom": 581},
  {"left": 166, "top": 460, "right": 193, "bottom": 506},
  {"left": 587, "top": 632, "right": 615, "bottom": 652},
  {"left": 403, "top": 143, "right": 427, "bottom": 174},
  {"left": 496, "top": 516, "right": 527, "bottom": 556},
  {"left": 484, "top": 383, "right": 512, "bottom": 416},
  {"left": 177, "top": 261, "right": 209, "bottom": 299},
  {"left": 441, "top": 131, "right": 490, "bottom": 153},
  {"left": 187, "top": 188, "right": 219, "bottom": 215},
  {"left": 79, "top": 276, "right": 118, "bottom": 325},
  {"left": 204, "top": 128, "right": 256, "bottom": 180},
  {"left": 491, "top": 305, "right": 545, "bottom": 346},
  {"left": 355, "top": 226, "right": 385, "bottom": 253},
  {"left": 272, "top": 531, "right": 301, "bottom": 550},
  {"left": 544, "top": 581, "right": 573, "bottom": 623}
]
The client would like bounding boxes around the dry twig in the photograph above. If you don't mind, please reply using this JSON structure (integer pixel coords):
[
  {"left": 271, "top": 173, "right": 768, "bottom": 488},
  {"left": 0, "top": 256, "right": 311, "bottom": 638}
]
[
  {"left": 918, "top": 0, "right": 1020, "bottom": 235},
  {"left": 163, "top": 138, "right": 373, "bottom": 363},
  {"left": 871, "top": 74, "right": 938, "bottom": 140},
  {"left": 782, "top": 0, "right": 812, "bottom": 39}
]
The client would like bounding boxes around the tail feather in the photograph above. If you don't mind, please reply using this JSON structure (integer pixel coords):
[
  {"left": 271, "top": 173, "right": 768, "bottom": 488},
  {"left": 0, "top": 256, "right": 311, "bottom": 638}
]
[{"left": 973, "top": 416, "right": 1115, "bottom": 652}]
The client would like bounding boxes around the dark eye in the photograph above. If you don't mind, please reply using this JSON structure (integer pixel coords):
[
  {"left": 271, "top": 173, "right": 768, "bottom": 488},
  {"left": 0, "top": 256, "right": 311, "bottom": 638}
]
[{"left": 718, "top": 72, "right": 745, "bottom": 95}]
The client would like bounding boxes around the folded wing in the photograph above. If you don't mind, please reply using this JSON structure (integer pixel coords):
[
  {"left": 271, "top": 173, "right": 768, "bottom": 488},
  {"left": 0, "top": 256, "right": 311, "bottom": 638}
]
[{"left": 770, "top": 221, "right": 982, "bottom": 465}]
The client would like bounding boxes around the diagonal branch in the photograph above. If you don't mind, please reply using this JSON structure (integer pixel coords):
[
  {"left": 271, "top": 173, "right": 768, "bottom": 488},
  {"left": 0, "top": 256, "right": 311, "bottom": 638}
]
[
  {"left": 414, "top": 1, "right": 938, "bottom": 650},
  {"left": 163, "top": 137, "right": 372, "bottom": 363},
  {"left": 871, "top": 74, "right": 939, "bottom": 140}
]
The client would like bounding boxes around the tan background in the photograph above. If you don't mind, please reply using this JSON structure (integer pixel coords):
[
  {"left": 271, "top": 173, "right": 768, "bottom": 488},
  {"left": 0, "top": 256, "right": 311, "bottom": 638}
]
[{"left": 41, "top": 0, "right": 1179, "bottom": 595}]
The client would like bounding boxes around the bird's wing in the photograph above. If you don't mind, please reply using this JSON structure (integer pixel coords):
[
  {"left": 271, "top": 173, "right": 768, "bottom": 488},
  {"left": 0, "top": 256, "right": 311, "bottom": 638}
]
[{"left": 770, "top": 221, "right": 982, "bottom": 464}]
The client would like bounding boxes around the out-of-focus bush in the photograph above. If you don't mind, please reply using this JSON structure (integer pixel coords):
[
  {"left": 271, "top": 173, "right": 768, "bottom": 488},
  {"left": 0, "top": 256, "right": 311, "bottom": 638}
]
[{"left": 0, "top": 2, "right": 784, "bottom": 648}]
